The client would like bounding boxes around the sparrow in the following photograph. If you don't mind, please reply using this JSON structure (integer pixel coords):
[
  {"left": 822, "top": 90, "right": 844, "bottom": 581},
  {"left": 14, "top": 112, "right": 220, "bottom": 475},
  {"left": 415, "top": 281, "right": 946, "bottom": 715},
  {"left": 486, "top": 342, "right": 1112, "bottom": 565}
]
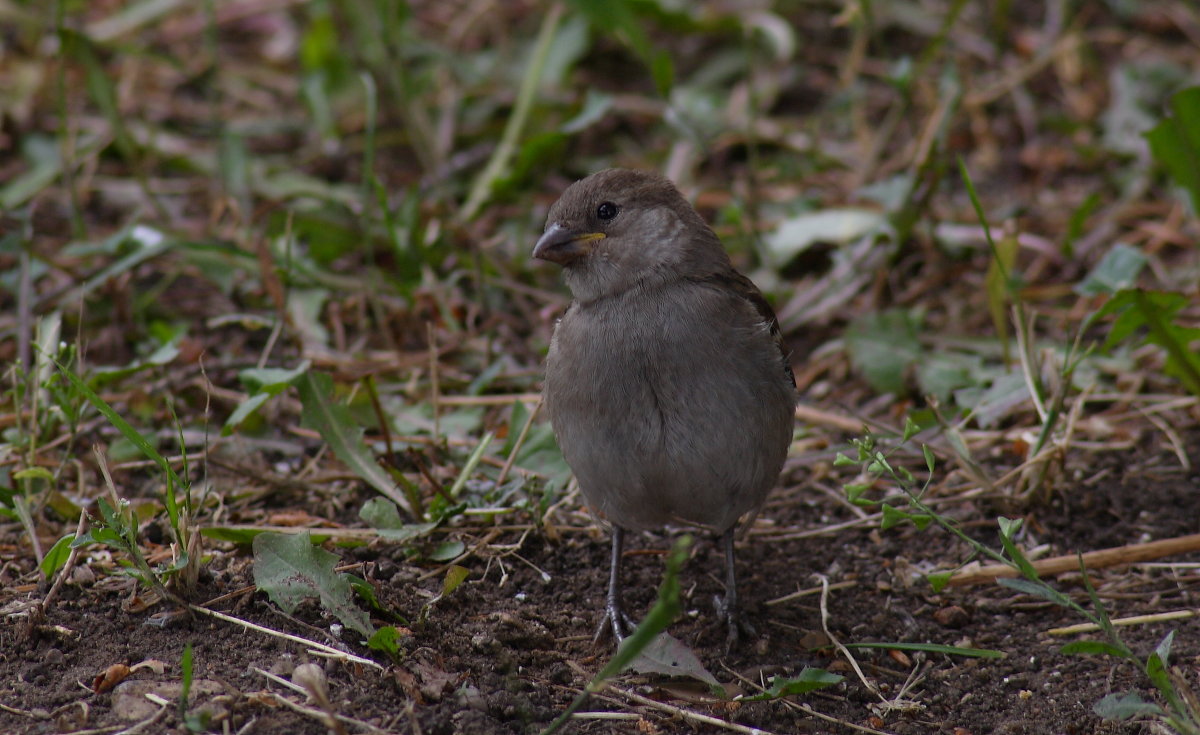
[{"left": 534, "top": 168, "right": 796, "bottom": 649}]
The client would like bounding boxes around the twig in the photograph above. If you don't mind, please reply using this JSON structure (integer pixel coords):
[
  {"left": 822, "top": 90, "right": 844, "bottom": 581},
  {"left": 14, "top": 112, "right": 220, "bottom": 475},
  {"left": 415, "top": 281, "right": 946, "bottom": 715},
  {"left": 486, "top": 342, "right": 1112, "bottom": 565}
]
[
  {"left": 427, "top": 322, "right": 440, "bottom": 443},
  {"left": 188, "top": 605, "right": 383, "bottom": 670},
  {"left": 23, "top": 506, "right": 89, "bottom": 638},
  {"left": 963, "top": 32, "right": 1084, "bottom": 108},
  {"left": 948, "top": 533, "right": 1200, "bottom": 587},
  {"left": 437, "top": 393, "right": 541, "bottom": 406},
  {"left": 816, "top": 574, "right": 882, "bottom": 701},
  {"left": 793, "top": 403, "right": 865, "bottom": 434},
  {"left": 113, "top": 696, "right": 170, "bottom": 735},
  {"left": 364, "top": 375, "right": 397, "bottom": 470},
  {"left": 765, "top": 579, "right": 857, "bottom": 607},
  {"left": 569, "top": 712, "right": 640, "bottom": 721},
  {"left": 256, "top": 665, "right": 350, "bottom": 735},
  {"left": 417, "top": 528, "right": 501, "bottom": 581},
  {"left": 1048, "top": 609, "right": 1198, "bottom": 636},
  {"left": 600, "top": 688, "right": 783, "bottom": 735},
  {"left": 1139, "top": 405, "right": 1192, "bottom": 470},
  {"left": 498, "top": 396, "right": 542, "bottom": 485},
  {"left": 717, "top": 664, "right": 896, "bottom": 735},
  {"left": 253, "top": 668, "right": 391, "bottom": 735},
  {"left": 750, "top": 514, "right": 879, "bottom": 542},
  {"left": 796, "top": 703, "right": 895, "bottom": 735}
]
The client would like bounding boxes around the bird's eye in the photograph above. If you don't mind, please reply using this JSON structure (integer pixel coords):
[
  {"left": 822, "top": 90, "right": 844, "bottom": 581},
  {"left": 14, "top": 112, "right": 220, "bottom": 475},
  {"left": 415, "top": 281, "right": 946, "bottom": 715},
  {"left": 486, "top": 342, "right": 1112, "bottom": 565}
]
[{"left": 596, "top": 202, "right": 619, "bottom": 221}]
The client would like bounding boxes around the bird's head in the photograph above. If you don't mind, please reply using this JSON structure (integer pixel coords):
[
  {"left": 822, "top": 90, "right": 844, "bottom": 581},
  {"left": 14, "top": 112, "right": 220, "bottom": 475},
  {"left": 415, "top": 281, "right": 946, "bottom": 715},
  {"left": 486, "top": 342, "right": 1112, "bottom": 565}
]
[{"left": 534, "top": 169, "right": 728, "bottom": 302}]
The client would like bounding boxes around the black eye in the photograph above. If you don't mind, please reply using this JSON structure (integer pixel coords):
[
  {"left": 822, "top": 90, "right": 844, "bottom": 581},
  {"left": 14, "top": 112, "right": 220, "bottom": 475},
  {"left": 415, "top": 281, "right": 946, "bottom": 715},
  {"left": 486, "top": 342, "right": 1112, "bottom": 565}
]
[{"left": 596, "top": 202, "right": 619, "bottom": 221}]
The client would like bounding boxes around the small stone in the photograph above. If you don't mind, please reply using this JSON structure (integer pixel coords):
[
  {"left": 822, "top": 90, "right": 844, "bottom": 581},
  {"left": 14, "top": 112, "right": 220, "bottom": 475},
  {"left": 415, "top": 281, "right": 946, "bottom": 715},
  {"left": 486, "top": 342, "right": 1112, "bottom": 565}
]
[{"left": 934, "top": 605, "right": 970, "bottom": 627}]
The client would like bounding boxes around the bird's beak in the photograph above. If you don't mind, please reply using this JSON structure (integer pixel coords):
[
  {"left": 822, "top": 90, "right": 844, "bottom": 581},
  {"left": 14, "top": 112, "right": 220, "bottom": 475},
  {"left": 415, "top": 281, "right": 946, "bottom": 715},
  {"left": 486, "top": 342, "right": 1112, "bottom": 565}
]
[{"left": 533, "top": 223, "right": 605, "bottom": 265}]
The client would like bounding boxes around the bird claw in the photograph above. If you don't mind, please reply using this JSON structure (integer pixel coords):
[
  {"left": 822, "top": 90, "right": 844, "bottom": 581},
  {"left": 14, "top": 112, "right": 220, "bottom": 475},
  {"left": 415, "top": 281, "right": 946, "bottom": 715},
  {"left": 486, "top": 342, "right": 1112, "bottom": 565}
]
[
  {"left": 594, "top": 602, "right": 637, "bottom": 645},
  {"left": 714, "top": 594, "right": 756, "bottom": 653}
]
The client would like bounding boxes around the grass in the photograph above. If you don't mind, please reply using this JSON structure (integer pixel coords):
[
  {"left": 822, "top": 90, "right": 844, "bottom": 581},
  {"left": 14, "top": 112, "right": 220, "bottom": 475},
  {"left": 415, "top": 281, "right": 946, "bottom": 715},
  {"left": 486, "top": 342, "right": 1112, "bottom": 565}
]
[{"left": 2, "top": 1, "right": 1199, "bottom": 732}]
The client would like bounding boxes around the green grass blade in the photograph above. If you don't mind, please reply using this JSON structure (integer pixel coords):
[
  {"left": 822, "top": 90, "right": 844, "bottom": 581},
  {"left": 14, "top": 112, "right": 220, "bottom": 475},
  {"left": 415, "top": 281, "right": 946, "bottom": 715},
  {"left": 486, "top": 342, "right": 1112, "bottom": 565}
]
[{"left": 296, "top": 370, "right": 416, "bottom": 518}]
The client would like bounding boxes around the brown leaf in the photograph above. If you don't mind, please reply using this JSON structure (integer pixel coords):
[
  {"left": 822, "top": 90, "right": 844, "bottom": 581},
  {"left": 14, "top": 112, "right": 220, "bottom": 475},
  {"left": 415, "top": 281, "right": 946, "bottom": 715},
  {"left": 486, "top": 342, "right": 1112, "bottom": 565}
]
[{"left": 92, "top": 663, "right": 131, "bottom": 694}]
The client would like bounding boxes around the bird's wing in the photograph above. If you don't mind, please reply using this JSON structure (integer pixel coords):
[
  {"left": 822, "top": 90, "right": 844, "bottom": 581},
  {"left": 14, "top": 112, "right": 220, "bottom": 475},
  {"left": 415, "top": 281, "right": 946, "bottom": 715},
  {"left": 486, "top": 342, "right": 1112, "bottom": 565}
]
[{"left": 693, "top": 269, "right": 796, "bottom": 389}]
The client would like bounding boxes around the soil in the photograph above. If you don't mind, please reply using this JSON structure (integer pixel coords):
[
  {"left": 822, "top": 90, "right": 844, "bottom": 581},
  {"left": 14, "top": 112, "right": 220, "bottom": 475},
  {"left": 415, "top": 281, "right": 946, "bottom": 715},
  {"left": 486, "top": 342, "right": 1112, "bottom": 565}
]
[{"left": 3, "top": 428, "right": 1198, "bottom": 735}]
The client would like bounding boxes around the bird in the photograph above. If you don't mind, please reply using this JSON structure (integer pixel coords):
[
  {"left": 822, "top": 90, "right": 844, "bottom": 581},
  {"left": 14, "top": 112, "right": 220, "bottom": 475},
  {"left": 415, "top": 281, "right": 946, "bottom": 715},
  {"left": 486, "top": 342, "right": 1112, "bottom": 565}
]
[{"left": 534, "top": 168, "right": 797, "bottom": 649}]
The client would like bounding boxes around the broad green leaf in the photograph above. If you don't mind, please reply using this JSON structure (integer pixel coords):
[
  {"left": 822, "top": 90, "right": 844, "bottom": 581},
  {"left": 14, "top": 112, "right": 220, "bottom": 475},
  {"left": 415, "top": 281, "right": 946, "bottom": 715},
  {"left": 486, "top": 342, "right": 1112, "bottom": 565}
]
[
  {"left": 367, "top": 626, "right": 405, "bottom": 657},
  {"left": 561, "top": 89, "right": 613, "bottom": 134},
  {"left": 252, "top": 531, "right": 374, "bottom": 638},
  {"left": 915, "top": 351, "right": 985, "bottom": 405},
  {"left": 1060, "top": 640, "right": 1129, "bottom": 657},
  {"left": 221, "top": 393, "right": 272, "bottom": 435},
  {"left": 428, "top": 541, "right": 465, "bottom": 562},
  {"left": 541, "top": 13, "right": 591, "bottom": 91},
  {"left": 996, "top": 578, "right": 1074, "bottom": 608},
  {"left": 880, "top": 504, "right": 911, "bottom": 530},
  {"left": 953, "top": 369, "right": 1031, "bottom": 429},
  {"left": 569, "top": 0, "right": 674, "bottom": 95},
  {"left": 1145, "top": 630, "right": 1174, "bottom": 692},
  {"left": 927, "top": 571, "right": 952, "bottom": 593},
  {"left": 1095, "top": 289, "right": 1200, "bottom": 397},
  {"left": 441, "top": 565, "right": 470, "bottom": 597},
  {"left": 1093, "top": 692, "right": 1165, "bottom": 721},
  {"left": 359, "top": 498, "right": 438, "bottom": 542},
  {"left": 1075, "top": 243, "right": 1147, "bottom": 296},
  {"left": 14, "top": 467, "right": 54, "bottom": 483},
  {"left": 224, "top": 361, "right": 312, "bottom": 435},
  {"left": 200, "top": 526, "right": 335, "bottom": 545},
  {"left": 996, "top": 516, "right": 1022, "bottom": 540},
  {"left": 843, "top": 483, "right": 871, "bottom": 505},
  {"left": 239, "top": 362, "right": 311, "bottom": 394},
  {"left": 297, "top": 371, "right": 413, "bottom": 517},
  {"left": 347, "top": 575, "right": 382, "bottom": 612},
  {"left": 40, "top": 534, "right": 75, "bottom": 578},
  {"left": 74, "top": 527, "right": 126, "bottom": 549},
  {"left": 764, "top": 208, "right": 884, "bottom": 266},
  {"left": 0, "top": 135, "right": 61, "bottom": 210},
  {"left": 845, "top": 309, "right": 922, "bottom": 395},
  {"left": 288, "top": 288, "right": 331, "bottom": 352},
  {"left": 741, "top": 669, "right": 843, "bottom": 701},
  {"left": 1145, "top": 86, "right": 1200, "bottom": 214}
]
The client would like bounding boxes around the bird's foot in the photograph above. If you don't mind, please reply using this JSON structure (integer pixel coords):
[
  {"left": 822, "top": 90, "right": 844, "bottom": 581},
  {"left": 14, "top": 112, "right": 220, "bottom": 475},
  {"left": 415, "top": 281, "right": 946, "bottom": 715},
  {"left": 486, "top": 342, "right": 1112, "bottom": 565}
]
[
  {"left": 714, "top": 594, "right": 756, "bottom": 653},
  {"left": 594, "top": 600, "right": 637, "bottom": 645}
]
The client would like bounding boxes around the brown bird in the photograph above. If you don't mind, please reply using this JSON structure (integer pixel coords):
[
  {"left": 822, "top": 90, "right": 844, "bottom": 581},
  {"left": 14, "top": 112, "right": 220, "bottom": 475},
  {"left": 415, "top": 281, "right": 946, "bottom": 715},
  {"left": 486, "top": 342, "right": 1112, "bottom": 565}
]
[{"left": 535, "top": 169, "right": 796, "bottom": 648}]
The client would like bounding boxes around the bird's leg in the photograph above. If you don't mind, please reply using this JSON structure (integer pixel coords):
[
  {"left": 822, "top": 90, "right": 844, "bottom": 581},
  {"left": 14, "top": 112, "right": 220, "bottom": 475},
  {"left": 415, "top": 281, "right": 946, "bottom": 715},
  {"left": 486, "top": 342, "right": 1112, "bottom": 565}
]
[
  {"left": 595, "top": 526, "right": 636, "bottom": 644},
  {"left": 715, "top": 527, "right": 756, "bottom": 652}
]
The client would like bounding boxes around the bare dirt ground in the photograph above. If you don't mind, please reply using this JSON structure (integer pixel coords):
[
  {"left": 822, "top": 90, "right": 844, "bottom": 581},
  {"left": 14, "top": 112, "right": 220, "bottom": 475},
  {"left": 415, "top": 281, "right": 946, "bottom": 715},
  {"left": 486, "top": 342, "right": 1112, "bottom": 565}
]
[{"left": 3, "top": 426, "right": 1198, "bottom": 734}]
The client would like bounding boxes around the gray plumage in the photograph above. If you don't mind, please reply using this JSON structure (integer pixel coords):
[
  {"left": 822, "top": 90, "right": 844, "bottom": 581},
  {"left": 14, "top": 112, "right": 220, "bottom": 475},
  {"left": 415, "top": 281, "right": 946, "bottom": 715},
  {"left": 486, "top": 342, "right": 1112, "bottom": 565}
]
[{"left": 534, "top": 168, "right": 796, "bottom": 647}]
